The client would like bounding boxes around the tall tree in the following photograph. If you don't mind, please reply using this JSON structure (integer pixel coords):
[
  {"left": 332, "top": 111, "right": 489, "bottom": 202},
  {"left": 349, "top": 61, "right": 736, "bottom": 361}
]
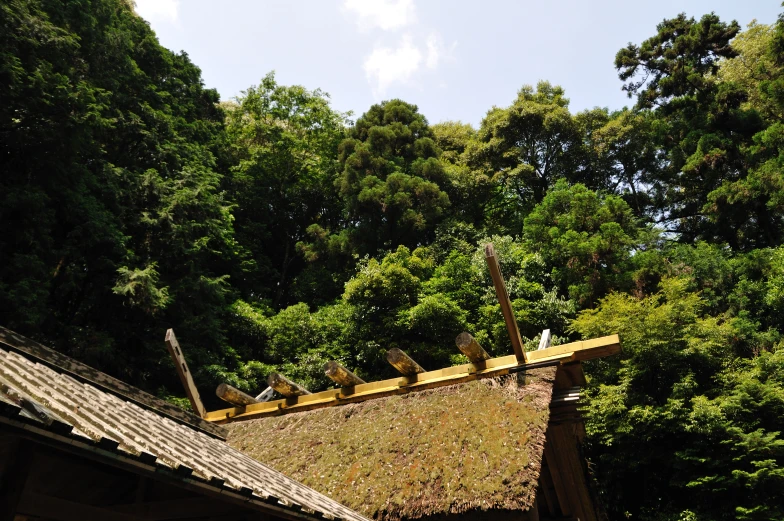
[
  {"left": 306, "top": 100, "right": 450, "bottom": 256},
  {"left": 708, "top": 13, "right": 784, "bottom": 248},
  {"left": 431, "top": 121, "right": 495, "bottom": 230},
  {"left": 523, "top": 180, "right": 647, "bottom": 305},
  {"left": 223, "top": 73, "right": 348, "bottom": 307},
  {"left": 0, "top": 0, "right": 241, "bottom": 393},
  {"left": 615, "top": 13, "right": 770, "bottom": 248},
  {"left": 582, "top": 109, "right": 661, "bottom": 218},
  {"left": 718, "top": 21, "right": 782, "bottom": 120},
  {"left": 469, "top": 81, "right": 584, "bottom": 231},
  {"left": 574, "top": 277, "right": 784, "bottom": 521}
]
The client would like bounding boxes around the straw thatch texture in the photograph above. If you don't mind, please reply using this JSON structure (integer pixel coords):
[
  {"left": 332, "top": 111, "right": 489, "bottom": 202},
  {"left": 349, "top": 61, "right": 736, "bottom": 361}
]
[{"left": 227, "top": 366, "right": 556, "bottom": 521}]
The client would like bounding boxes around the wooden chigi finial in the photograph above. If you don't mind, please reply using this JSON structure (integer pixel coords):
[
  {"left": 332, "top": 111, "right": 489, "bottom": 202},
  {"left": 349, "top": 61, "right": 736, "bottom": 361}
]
[{"left": 484, "top": 243, "right": 527, "bottom": 363}]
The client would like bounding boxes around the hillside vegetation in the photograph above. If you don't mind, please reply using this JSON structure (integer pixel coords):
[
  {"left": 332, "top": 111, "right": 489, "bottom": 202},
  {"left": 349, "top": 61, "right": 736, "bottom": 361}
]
[{"left": 1, "top": 1, "right": 783, "bottom": 519}]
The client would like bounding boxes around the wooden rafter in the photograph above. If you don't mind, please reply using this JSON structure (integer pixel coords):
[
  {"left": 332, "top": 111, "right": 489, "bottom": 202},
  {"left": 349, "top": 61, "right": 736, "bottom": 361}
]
[
  {"left": 267, "top": 373, "right": 310, "bottom": 397},
  {"left": 204, "top": 335, "right": 620, "bottom": 423},
  {"left": 455, "top": 332, "right": 490, "bottom": 363}
]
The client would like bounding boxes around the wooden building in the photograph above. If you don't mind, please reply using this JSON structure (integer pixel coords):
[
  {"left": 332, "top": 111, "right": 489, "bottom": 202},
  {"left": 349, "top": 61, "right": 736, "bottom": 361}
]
[
  {"left": 0, "top": 326, "right": 370, "bottom": 521},
  {"left": 206, "top": 245, "right": 621, "bottom": 521},
  {"left": 1, "top": 244, "right": 620, "bottom": 521},
  {"left": 213, "top": 338, "right": 617, "bottom": 521}
]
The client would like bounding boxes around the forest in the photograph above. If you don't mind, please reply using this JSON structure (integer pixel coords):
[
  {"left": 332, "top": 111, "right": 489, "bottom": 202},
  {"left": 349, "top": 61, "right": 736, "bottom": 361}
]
[{"left": 1, "top": 0, "right": 783, "bottom": 519}]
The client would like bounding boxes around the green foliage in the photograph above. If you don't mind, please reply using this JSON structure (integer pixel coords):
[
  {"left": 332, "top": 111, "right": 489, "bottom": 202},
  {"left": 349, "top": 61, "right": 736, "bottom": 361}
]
[
  {"left": 615, "top": 12, "right": 784, "bottom": 248},
  {"left": 616, "top": 13, "right": 740, "bottom": 108},
  {"left": 223, "top": 73, "right": 349, "bottom": 307},
  {"left": 572, "top": 279, "right": 784, "bottom": 520},
  {"left": 113, "top": 263, "right": 171, "bottom": 314},
  {"left": 523, "top": 180, "right": 647, "bottom": 304},
  {"left": 431, "top": 121, "right": 496, "bottom": 229},
  {"left": 4, "top": 2, "right": 784, "bottom": 519},
  {"left": 766, "top": 247, "right": 784, "bottom": 309},
  {"left": 328, "top": 99, "right": 450, "bottom": 255},
  {"left": 0, "top": 0, "right": 241, "bottom": 394},
  {"left": 470, "top": 82, "right": 584, "bottom": 229},
  {"left": 586, "top": 109, "right": 660, "bottom": 216},
  {"left": 718, "top": 21, "right": 782, "bottom": 119},
  {"left": 399, "top": 294, "right": 469, "bottom": 346},
  {"left": 705, "top": 12, "right": 784, "bottom": 247},
  {"left": 344, "top": 246, "right": 432, "bottom": 312}
]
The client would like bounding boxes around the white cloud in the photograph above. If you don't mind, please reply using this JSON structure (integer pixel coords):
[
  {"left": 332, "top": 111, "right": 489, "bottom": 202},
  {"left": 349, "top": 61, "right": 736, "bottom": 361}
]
[
  {"left": 343, "top": 1, "right": 457, "bottom": 97},
  {"left": 425, "top": 32, "right": 457, "bottom": 70},
  {"left": 364, "top": 34, "right": 422, "bottom": 96},
  {"left": 133, "top": 0, "right": 180, "bottom": 23},
  {"left": 426, "top": 33, "right": 440, "bottom": 69},
  {"left": 344, "top": 0, "right": 416, "bottom": 31}
]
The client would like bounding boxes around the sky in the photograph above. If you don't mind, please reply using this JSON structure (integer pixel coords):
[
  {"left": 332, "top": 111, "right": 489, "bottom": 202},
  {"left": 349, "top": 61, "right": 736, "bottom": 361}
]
[{"left": 134, "top": 0, "right": 782, "bottom": 127}]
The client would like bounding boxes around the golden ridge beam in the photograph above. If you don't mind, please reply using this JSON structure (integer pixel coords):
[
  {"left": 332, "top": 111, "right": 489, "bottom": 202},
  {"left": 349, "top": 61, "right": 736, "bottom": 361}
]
[{"left": 204, "top": 334, "right": 620, "bottom": 424}]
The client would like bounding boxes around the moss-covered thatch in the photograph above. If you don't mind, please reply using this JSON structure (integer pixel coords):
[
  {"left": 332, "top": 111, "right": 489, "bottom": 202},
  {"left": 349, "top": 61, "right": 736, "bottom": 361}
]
[{"left": 227, "top": 367, "right": 556, "bottom": 521}]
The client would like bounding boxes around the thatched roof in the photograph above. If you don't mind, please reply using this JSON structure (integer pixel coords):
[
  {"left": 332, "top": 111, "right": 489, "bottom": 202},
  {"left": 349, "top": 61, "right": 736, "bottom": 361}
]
[{"left": 227, "top": 366, "right": 556, "bottom": 521}]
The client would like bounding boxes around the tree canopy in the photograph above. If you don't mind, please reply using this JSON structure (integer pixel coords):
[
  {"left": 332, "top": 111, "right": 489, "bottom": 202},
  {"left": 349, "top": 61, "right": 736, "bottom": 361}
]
[{"left": 1, "top": 2, "right": 783, "bottom": 519}]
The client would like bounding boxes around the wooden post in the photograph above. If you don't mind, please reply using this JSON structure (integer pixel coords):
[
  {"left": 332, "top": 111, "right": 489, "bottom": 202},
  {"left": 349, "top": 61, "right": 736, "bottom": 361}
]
[
  {"left": 484, "top": 243, "right": 527, "bottom": 363},
  {"left": 543, "top": 440, "right": 572, "bottom": 518},
  {"left": 455, "top": 332, "right": 491, "bottom": 363},
  {"left": 386, "top": 348, "right": 425, "bottom": 375},
  {"left": 215, "top": 383, "right": 259, "bottom": 407},
  {"left": 164, "top": 329, "right": 206, "bottom": 418},
  {"left": 324, "top": 362, "right": 366, "bottom": 387},
  {"left": 544, "top": 426, "right": 597, "bottom": 521},
  {"left": 538, "top": 329, "right": 552, "bottom": 350},
  {"left": 528, "top": 496, "right": 540, "bottom": 521},
  {"left": 255, "top": 386, "right": 275, "bottom": 402},
  {"left": 267, "top": 373, "right": 311, "bottom": 397}
]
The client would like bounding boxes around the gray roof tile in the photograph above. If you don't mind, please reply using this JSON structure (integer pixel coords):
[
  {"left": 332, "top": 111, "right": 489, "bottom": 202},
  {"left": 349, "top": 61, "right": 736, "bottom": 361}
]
[{"left": 0, "top": 344, "right": 370, "bottom": 521}]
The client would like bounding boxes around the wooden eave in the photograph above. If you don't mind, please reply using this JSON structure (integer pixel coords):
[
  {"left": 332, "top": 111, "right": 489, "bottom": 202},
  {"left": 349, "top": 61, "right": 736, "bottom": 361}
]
[{"left": 0, "top": 415, "right": 340, "bottom": 521}]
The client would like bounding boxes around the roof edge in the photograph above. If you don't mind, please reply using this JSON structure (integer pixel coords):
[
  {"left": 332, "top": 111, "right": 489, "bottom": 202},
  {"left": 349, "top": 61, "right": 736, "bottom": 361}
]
[
  {"left": 0, "top": 326, "right": 227, "bottom": 440},
  {"left": 0, "top": 414, "right": 348, "bottom": 521}
]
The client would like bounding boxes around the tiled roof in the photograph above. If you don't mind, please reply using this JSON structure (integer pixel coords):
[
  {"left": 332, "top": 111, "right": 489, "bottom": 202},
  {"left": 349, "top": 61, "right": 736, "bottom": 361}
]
[
  {"left": 0, "top": 326, "right": 226, "bottom": 438},
  {"left": 0, "top": 331, "right": 370, "bottom": 521}
]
